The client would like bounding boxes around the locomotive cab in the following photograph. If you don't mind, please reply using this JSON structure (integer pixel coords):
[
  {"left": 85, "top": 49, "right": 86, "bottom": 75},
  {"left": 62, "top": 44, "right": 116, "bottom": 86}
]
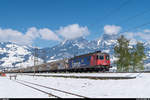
[{"left": 95, "top": 53, "right": 111, "bottom": 70}]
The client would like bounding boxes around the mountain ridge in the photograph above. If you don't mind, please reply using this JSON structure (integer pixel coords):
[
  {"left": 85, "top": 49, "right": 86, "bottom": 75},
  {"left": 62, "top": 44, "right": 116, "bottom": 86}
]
[{"left": 0, "top": 34, "right": 150, "bottom": 70}]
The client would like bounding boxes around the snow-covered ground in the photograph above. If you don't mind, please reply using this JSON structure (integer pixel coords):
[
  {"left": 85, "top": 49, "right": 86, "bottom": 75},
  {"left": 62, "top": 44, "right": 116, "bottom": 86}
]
[
  {"left": 0, "top": 77, "right": 49, "bottom": 98},
  {"left": 1, "top": 73, "right": 150, "bottom": 98}
]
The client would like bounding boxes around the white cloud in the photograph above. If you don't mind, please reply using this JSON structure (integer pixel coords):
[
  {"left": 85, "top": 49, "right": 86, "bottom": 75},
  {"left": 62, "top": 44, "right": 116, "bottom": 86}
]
[
  {"left": 124, "top": 31, "right": 150, "bottom": 42},
  {"left": 0, "top": 24, "right": 89, "bottom": 46},
  {"left": 144, "top": 29, "right": 150, "bottom": 33},
  {"left": 25, "top": 27, "right": 39, "bottom": 39},
  {"left": 57, "top": 24, "right": 90, "bottom": 40},
  {"left": 124, "top": 32, "right": 135, "bottom": 40},
  {"left": 104, "top": 25, "right": 121, "bottom": 35},
  {"left": 123, "top": 32, "right": 138, "bottom": 45},
  {"left": 136, "top": 32, "right": 150, "bottom": 41},
  {"left": 39, "top": 28, "right": 60, "bottom": 41},
  {"left": 0, "top": 28, "right": 29, "bottom": 45},
  {"left": 0, "top": 27, "right": 61, "bottom": 46}
]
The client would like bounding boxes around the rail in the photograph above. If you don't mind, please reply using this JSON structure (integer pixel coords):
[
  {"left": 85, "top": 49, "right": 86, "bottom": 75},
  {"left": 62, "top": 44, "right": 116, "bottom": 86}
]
[
  {"left": 13, "top": 80, "right": 60, "bottom": 98},
  {"left": 13, "top": 79, "right": 89, "bottom": 98}
]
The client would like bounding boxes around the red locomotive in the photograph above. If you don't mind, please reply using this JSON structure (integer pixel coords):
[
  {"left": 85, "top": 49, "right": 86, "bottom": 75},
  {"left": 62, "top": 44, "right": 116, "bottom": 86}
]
[
  {"left": 0, "top": 72, "right": 6, "bottom": 77},
  {"left": 68, "top": 51, "right": 111, "bottom": 71}
]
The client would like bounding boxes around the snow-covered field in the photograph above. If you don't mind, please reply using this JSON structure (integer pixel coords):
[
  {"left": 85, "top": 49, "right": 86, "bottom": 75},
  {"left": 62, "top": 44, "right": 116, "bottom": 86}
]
[
  {"left": 0, "top": 77, "right": 49, "bottom": 98},
  {"left": 0, "top": 73, "right": 150, "bottom": 98}
]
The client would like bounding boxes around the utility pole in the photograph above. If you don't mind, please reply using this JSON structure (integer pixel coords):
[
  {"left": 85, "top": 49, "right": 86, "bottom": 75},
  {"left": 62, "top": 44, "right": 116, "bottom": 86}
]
[
  {"left": 20, "top": 60, "right": 23, "bottom": 75},
  {"left": 34, "top": 47, "right": 39, "bottom": 76},
  {"left": 39, "top": 49, "right": 46, "bottom": 72},
  {"left": 42, "top": 49, "right": 46, "bottom": 63}
]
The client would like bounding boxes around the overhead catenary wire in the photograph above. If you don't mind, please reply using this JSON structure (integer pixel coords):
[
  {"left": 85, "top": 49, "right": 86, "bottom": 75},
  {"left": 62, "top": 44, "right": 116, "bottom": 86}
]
[
  {"left": 87, "top": 0, "right": 132, "bottom": 37},
  {"left": 100, "top": 0, "right": 131, "bottom": 23},
  {"left": 119, "top": 21, "right": 150, "bottom": 34},
  {"left": 89, "top": 0, "right": 150, "bottom": 37},
  {"left": 117, "top": 9, "right": 150, "bottom": 26},
  {"left": 97, "top": 8, "right": 150, "bottom": 37},
  {"left": 88, "top": 0, "right": 131, "bottom": 27}
]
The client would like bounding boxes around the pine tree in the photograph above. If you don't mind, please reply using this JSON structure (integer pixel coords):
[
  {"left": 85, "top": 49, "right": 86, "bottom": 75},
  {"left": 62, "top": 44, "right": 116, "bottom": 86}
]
[
  {"left": 130, "top": 46, "right": 137, "bottom": 71},
  {"left": 136, "top": 42, "right": 146, "bottom": 71},
  {"left": 114, "top": 35, "right": 146, "bottom": 72},
  {"left": 114, "top": 35, "right": 131, "bottom": 72},
  {"left": 130, "top": 42, "right": 146, "bottom": 72}
]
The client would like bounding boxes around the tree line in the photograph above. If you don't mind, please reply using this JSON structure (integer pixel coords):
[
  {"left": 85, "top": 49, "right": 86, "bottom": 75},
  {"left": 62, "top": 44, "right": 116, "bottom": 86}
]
[{"left": 114, "top": 35, "right": 146, "bottom": 72}]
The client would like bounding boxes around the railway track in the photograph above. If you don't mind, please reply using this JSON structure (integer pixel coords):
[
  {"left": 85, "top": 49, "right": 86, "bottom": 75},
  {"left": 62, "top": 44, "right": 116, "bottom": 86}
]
[
  {"left": 14, "top": 80, "right": 60, "bottom": 98},
  {"left": 27, "top": 74, "right": 136, "bottom": 80},
  {"left": 13, "top": 79, "right": 89, "bottom": 98}
]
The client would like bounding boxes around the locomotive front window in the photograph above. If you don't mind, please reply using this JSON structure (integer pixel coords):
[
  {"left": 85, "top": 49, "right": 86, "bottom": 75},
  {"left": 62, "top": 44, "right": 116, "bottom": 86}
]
[
  {"left": 106, "top": 55, "right": 109, "bottom": 60},
  {"left": 96, "top": 55, "right": 98, "bottom": 59},
  {"left": 81, "top": 59, "right": 84, "bottom": 63},
  {"left": 99, "top": 55, "right": 104, "bottom": 60}
]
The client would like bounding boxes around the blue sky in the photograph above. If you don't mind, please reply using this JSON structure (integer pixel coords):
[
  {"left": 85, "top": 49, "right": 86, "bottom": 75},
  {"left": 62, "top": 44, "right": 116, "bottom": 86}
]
[{"left": 0, "top": 0, "right": 150, "bottom": 48}]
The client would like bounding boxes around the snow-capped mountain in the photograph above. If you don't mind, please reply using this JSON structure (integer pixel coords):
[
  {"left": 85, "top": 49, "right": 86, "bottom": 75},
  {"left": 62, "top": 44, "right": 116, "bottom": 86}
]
[
  {"left": 0, "top": 42, "right": 43, "bottom": 70},
  {"left": 0, "top": 33, "right": 150, "bottom": 70}
]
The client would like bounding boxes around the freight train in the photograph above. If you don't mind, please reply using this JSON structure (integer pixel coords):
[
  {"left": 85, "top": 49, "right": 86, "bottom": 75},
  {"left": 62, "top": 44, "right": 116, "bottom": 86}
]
[{"left": 8, "top": 51, "right": 111, "bottom": 73}]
